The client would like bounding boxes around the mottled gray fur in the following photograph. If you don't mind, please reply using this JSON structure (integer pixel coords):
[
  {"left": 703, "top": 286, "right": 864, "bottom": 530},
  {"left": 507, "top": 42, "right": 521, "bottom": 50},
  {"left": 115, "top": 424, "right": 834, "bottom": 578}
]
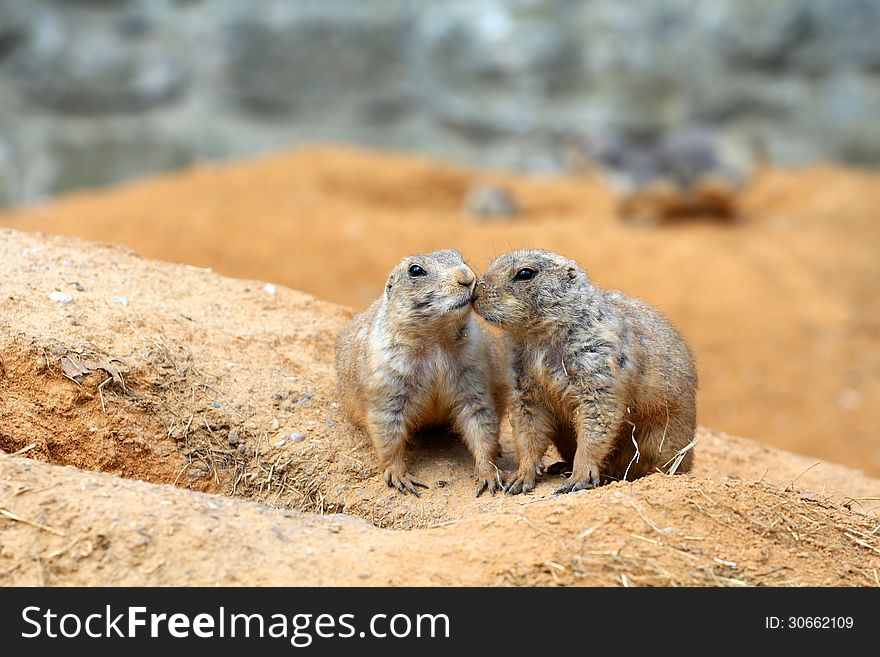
[
  {"left": 473, "top": 249, "right": 697, "bottom": 494},
  {"left": 335, "top": 249, "right": 508, "bottom": 497}
]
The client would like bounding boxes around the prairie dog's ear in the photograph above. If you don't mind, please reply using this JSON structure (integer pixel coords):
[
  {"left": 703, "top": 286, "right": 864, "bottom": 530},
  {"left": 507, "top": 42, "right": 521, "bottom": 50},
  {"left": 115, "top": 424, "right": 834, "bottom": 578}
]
[
  {"left": 565, "top": 264, "right": 588, "bottom": 286},
  {"left": 386, "top": 271, "right": 396, "bottom": 298}
]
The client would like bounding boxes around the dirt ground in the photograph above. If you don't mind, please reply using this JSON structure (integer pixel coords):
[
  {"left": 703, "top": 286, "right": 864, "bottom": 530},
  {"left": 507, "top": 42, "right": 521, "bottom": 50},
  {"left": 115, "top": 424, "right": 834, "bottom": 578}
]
[
  {"left": 1, "top": 147, "right": 877, "bottom": 478},
  {"left": 1, "top": 228, "right": 878, "bottom": 585}
]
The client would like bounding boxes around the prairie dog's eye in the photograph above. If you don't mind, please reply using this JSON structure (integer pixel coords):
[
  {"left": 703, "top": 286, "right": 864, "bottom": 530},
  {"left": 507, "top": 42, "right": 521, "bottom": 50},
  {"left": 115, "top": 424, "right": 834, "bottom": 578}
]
[
  {"left": 408, "top": 264, "right": 427, "bottom": 277},
  {"left": 513, "top": 268, "right": 537, "bottom": 281}
]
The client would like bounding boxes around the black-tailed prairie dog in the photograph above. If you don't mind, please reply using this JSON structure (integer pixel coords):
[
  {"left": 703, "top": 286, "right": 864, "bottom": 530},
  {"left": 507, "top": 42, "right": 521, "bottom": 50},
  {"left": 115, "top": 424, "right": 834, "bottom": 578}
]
[
  {"left": 335, "top": 250, "right": 508, "bottom": 497},
  {"left": 473, "top": 249, "right": 697, "bottom": 494},
  {"left": 570, "top": 125, "right": 750, "bottom": 224}
]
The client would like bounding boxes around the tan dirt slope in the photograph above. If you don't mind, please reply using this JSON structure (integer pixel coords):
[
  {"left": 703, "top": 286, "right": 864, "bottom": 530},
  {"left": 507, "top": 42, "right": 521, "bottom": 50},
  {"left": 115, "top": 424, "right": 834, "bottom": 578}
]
[
  {"left": 1, "top": 147, "right": 877, "bottom": 476},
  {"left": 1, "top": 229, "right": 878, "bottom": 586}
]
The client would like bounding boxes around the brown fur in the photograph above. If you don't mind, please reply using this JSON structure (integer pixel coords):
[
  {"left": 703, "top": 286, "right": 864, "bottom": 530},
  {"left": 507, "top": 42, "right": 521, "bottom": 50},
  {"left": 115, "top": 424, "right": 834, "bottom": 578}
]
[
  {"left": 473, "top": 249, "right": 697, "bottom": 494},
  {"left": 335, "top": 249, "right": 509, "bottom": 497}
]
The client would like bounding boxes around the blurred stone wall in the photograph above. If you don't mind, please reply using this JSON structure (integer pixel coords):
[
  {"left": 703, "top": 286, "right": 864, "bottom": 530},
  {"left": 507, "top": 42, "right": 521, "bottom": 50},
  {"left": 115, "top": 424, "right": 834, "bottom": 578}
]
[{"left": 1, "top": 0, "right": 879, "bottom": 206}]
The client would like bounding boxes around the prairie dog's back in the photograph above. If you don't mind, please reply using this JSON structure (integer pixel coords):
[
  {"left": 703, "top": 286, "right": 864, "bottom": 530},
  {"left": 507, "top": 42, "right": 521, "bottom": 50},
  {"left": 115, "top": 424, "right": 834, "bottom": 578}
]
[
  {"left": 603, "top": 290, "right": 698, "bottom": 396},
  {"left": 334, "top": 300, "right": 379, "bottom": 427}
]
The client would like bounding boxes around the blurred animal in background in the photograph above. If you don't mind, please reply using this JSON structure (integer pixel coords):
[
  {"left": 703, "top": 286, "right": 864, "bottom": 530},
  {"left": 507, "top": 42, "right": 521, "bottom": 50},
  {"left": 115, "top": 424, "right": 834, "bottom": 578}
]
[{"left": 568, "top": 125, "right": 756, "bottom": 225}]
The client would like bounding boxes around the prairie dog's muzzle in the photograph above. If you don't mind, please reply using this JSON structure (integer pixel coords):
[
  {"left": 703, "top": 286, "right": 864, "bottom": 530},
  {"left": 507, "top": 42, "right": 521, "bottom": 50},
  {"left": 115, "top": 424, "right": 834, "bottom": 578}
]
[{"left": 454, "top": 266, "right": 476, "bottom": 290}]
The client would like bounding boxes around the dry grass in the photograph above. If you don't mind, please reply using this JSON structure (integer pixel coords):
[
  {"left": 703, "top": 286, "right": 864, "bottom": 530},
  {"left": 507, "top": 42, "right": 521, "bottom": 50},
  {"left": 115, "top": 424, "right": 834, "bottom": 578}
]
[
  {"left": 2, "top": 333, "right": 372, "bottom": 526},
  {"left": 133, "top": 336, "right": 342, "bottom": 514},
  {"left": 501, "top": 480, "right": 880, "bottom": 587}
]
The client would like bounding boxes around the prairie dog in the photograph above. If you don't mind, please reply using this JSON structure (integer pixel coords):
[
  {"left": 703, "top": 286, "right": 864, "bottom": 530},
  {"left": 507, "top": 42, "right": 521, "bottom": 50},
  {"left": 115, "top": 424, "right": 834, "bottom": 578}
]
[
  {"left": 473, "top": 249, "right": 697, "bottom": 494},
  {"left": 570, "top": 125, "right": 749, "bottom": 224},
  {"left": 335, "top": 250, "right": 508, "bottom": 496}
]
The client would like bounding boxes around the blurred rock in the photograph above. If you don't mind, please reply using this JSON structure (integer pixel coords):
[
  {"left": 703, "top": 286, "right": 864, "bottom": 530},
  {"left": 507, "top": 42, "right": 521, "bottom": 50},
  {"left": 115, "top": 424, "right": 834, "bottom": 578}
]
[
  {"left": 788, "top": 0, "right": 880, "bottom": 72},
  {"left": 0, "top": 0, "right": 879, "bottom": 207},
  {"left": 47, "top": 118, "right": 199, "bottom": 193},
  {"left": 414, "top": 3, "right": 577, "bottom": 99},
  {"left": 0, "top": 138, "right": 12, "bottom": 206},
  {"left": 717, "top": 1, "right": 814, "bottom": 71},
  {"left": 412, "top": 2, "right": 578, "bottom": 142},
  {"left": 462, "top": 183, "right": 520, "bottom": 220},
  {"left": 17, "top": 18, "right": 189, "bottom": 113},
  {"left": 225, "top": 1, "right": 412, "bottom": 116},
  {"left": 0, "top": 0, "right": 30, "bottom": 62}
]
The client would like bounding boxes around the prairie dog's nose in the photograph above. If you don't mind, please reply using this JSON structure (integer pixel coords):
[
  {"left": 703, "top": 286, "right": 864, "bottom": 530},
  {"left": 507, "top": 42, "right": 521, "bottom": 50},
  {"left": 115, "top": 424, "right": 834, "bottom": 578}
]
[{"left": 455, "top": 267, "right": 476, "bottom": 288}]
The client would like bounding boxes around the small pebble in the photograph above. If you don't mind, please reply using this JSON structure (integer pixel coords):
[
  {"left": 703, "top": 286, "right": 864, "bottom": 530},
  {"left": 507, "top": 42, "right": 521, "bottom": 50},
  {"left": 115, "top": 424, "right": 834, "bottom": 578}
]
[
  {"left": 211, "top": 402, "right": 221, "bottom": 409},
  {"left": 131, "top": 534, "right": 151, "bottom": 547},
  {"left": 263, "top": 283, "right": 277, "bottom": 296},
  {"left": 290, "top": 432, "right": 306, "bottom": 443},
  {"left": 112, "top": 295, "right": 129, "bottom": 306},
  {"left": 324, "top": 419, "right": 336, "bottom": 427},
  {"left": 273, "top": 438, "right": 287, "bottom": 448},
  {"left": 187, "top": 463, "right": 209, "bottom": 480},
  {"left": 838, "top": 388, "right": 862, "bottom": 411},
  {"left": 463, "top": 183, "right": 520, "bottom": 220},
  {"left": 50, "top": 291, "right": 72, "bottom": 304}
]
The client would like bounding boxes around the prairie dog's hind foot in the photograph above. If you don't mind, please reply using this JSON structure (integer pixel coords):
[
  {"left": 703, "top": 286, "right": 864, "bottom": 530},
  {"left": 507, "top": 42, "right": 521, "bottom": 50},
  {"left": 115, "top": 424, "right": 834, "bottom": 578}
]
[
  {"left": 553, "top": 472, "right": 600, "bottom": 495},
  {"left": 504, "top": 465, "right": 538, "bottom": 495},
  {"left": 554, "top": 456, "right": 602, "bottom": 494}
]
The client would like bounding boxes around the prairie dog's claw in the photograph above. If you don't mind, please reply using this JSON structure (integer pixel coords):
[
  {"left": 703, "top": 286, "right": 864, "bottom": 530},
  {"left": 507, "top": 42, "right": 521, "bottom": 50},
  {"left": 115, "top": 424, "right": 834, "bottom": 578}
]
[
  {"left": 384, "top": 467, "right": 428, "bottom": 497},
  {"left": 475, "top": 470, "right": 504, "bottom": 498}
]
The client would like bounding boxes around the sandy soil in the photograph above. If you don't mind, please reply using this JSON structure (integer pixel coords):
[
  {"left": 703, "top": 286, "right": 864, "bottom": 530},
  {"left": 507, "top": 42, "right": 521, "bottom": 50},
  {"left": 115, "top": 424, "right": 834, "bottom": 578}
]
[
  {"left": 1, "top": 228, "right": 878, "bottom": 585},
  {"left": 1, "top": 147, "right": 877, "bottom": 478}
]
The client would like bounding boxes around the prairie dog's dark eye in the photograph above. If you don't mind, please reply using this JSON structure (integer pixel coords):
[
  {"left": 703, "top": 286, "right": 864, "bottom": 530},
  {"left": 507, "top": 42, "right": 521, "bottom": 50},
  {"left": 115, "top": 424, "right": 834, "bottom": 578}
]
[
  {"left": 408, "top": 264, "right": 427, "bottom": 277},
  {"left": 513, "top": 268, "right": 537, "bottom": 281}
]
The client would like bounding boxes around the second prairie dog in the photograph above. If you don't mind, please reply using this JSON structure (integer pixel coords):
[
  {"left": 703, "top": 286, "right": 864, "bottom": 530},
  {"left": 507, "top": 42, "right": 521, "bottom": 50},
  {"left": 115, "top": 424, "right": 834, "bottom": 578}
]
[
  {"left": 335, "top": 249, "right": 508, "bottom": 497},
  {"left": 473, "top": 249, "right": 697, "bottom": 494}
]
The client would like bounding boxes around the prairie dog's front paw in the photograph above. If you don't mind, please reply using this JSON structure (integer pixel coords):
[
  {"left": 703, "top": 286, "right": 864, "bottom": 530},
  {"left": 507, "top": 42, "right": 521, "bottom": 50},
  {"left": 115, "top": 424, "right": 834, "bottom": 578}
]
[
  {"left": 475, "top": 463, "right": 504, "bottom": 498},
  {"left": 383, "top": 464, "right": 428, "bottom": 496}
]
